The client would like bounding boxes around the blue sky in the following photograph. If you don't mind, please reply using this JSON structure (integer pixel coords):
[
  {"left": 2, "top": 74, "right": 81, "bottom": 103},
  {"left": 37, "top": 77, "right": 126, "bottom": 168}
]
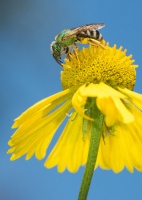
[{"left": 1, "top": 0, "right": 142, "bottom": 199}]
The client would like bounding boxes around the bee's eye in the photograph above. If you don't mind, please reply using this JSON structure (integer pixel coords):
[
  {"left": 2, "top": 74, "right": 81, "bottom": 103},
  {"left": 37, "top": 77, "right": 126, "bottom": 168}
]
[{"left": 53, "top": 44, "right": 61, "bottom": 56}]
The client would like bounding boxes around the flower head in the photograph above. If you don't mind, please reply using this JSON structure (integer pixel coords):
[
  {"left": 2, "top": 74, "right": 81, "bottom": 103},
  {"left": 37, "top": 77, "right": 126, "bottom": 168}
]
[{"left": 7, "top": 43, "right": 142, "bottom": 173}]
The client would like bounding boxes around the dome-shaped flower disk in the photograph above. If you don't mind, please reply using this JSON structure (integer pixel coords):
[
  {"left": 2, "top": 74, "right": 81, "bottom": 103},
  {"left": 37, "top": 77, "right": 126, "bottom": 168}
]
[{"left": 7, "top": 42, "right": 142, "bottom": 173}]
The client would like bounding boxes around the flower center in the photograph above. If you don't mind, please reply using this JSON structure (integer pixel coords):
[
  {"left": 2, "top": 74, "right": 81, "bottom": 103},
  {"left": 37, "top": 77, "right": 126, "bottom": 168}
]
[{"left": 61, "top": 44, "right": 137, "bottom": 91}]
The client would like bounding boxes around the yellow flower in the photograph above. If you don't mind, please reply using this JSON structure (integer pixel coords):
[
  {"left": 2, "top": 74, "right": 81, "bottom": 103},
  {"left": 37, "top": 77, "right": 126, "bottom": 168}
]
[{"left": 7, "top": 43, "right": 142, "bottom": 173}]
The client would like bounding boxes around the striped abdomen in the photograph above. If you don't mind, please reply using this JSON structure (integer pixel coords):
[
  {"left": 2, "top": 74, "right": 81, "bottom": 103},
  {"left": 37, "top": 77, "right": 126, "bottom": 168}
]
[{"left": 77, "top": 30, "right": 103, "bottom": 41}]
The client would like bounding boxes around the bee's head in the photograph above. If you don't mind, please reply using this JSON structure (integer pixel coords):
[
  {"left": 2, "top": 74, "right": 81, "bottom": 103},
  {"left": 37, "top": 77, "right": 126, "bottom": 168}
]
[{"left": 50, "top": 41, "right": 61, "bottom": 59}]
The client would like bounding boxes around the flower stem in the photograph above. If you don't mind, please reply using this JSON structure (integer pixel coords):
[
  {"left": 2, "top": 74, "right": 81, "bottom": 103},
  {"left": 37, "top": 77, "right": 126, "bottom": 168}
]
[{"left": 78, "top": 103, "right": 104, "bottom": 200}]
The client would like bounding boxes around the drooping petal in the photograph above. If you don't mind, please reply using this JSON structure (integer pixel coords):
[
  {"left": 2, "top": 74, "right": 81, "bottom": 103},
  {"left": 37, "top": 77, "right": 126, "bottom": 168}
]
[
  {"left": 44, "top": 111, "right": 90, "bottom": 173},
  {"left": 96, "top": 105, "right": 142, "bottom": 173},
  {"left": 72, "top": 88, "right": 93, "bottom": 121},
  {"left": 76, "top": 82, "right": 127, "bottom": 99},
  {"left": 8, "top": 99, "right": 72, "bottom": 161},
  {"left": 73, "top": 82, "right": 134, "bottom": 126},
  {"left": 97, "top": 96, "right": 134, "bottom": 126},
  {"left": 12, "top": 88, "right": 74, "bottom": 128},
  {"left": 118, "top": 87, "right": 142, "bottom": 110}
]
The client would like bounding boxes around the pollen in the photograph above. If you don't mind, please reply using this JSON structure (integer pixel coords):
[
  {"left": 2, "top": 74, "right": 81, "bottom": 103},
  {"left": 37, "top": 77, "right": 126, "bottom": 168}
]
[{"left": 61, "top": 43, "right": 137, "bottom": 91}]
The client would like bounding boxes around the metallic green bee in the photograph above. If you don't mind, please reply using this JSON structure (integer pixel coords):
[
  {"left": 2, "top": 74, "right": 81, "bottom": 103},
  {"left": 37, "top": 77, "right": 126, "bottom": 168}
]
[{"left": 50, "top": 23, "right": 105, "bottom": 66}]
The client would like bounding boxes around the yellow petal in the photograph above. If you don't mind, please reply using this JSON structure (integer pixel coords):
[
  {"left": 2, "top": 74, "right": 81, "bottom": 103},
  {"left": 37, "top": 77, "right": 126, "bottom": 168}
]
[
  {"left": 72, "top": 88, "right": 93, "bottom": 121},
  {"left": 73, "top": 83, "right": 134, "bottom": 126},
  {"left": 96, "top": 106, "right": 142, "bottom": 173},
  {"left": 44, "top": 112, "right": 90, "bottom": 173},
  {"left": 12, "top": 88, "right": 73, "bottom": 128},
  {"left": 97, "top": 96, "right": 134, "bottom": 126},
  {"left": 8, "top": 100, "right": 72, "bottom": 161},
  {"left": 118, "top": 87, "right": 142, "bottom": 110},
  {"left": 79, "top": 82, "right": 127, "bottom": 99}
]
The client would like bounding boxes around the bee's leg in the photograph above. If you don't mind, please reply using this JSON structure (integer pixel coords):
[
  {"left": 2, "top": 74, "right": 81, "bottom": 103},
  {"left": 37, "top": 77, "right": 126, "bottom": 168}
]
[
  {"left": 64, "top": 47, "right": 72, "bottom": 61},
  {"left": 65, "top": 46, "right": 80, "bottom": 65},
  {"left": 53, "top": 53, "right": 63, "bottom": 67},
  {"left": 73, "top": 44, "right": 79, "bottom": 59},
  {"left": 72, "top": 43, "right": 80, "bottom": 67},
  {"left": 54, "top": 59, "right": 63, "bottom": 67},
  {"left": 88, "top": 38, "right": 105, "bottom": 49},
  {"left": 56, "top": 58, "right": 63, "bottom": 67},
  {"left": 73, "top": 43, "right": 79, "bottom": 52}
]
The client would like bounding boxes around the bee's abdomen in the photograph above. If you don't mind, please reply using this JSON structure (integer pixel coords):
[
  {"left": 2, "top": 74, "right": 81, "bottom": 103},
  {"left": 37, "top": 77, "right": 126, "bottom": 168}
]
[{"left": 78, "top": 30, "right": 103, "bottom": 41}]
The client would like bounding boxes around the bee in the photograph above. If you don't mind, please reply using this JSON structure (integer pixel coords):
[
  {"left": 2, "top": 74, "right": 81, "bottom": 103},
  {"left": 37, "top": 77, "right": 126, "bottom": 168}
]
[{"left": 50, "top": 23, "right": 105, "bottom": 66}]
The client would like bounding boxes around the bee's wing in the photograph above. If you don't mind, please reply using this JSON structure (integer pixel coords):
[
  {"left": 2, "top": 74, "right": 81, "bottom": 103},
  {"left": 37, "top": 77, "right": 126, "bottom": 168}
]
[{"left": 63, "top": 23, "right": 105, "bottom": 39}]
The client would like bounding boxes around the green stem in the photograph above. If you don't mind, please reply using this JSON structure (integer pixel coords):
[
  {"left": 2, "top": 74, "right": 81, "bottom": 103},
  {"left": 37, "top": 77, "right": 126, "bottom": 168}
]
[{"left": 78, "top": 103, "right": 104, "bottom": 200}]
